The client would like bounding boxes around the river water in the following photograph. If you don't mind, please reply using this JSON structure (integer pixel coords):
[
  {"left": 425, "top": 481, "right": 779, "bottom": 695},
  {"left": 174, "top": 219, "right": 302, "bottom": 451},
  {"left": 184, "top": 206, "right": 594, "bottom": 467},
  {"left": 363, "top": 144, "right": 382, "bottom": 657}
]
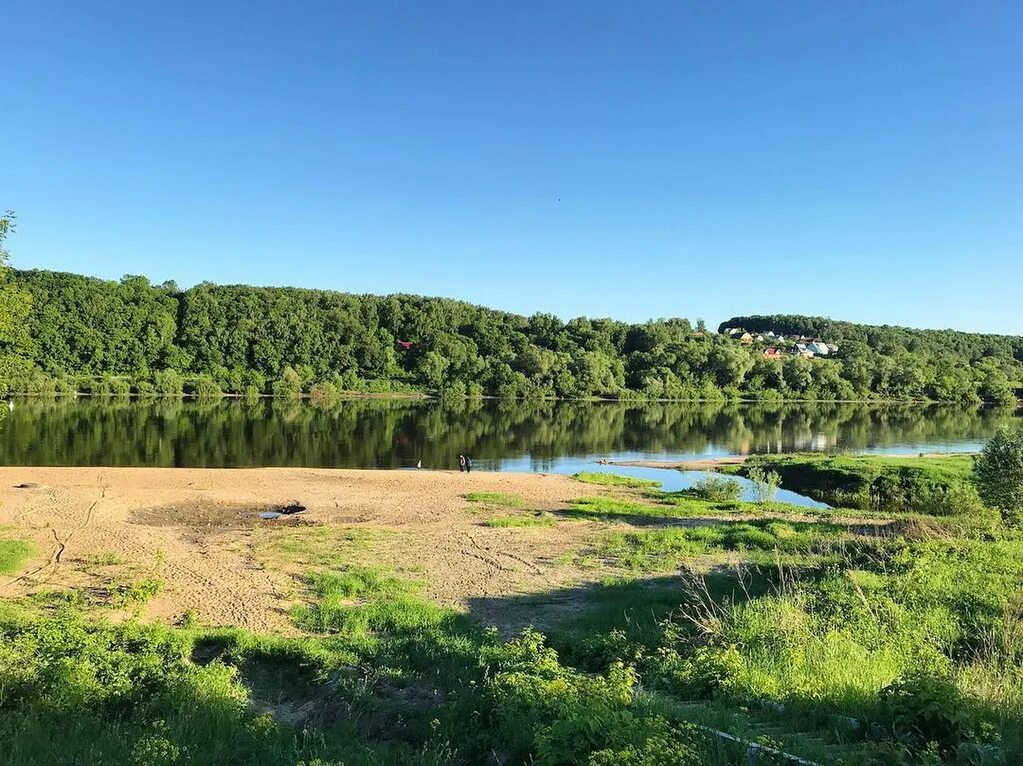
[{"left": 1, "top": 398, "right": 1017, "bottom": 472}]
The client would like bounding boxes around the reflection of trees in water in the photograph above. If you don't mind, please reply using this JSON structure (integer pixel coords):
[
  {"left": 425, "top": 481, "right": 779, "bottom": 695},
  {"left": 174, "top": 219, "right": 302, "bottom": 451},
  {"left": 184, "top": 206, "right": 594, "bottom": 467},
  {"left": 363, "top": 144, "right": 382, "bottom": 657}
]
[{"left": 0, "top": 398, "right": 1019, "bottom": 468}]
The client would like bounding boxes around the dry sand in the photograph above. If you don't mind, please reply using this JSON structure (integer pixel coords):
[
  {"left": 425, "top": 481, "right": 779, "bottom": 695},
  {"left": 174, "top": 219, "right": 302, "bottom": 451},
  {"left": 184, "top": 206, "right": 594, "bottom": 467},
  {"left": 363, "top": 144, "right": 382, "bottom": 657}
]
[{"left": 0, "top": 467, "right": 612, "bottom": 633}]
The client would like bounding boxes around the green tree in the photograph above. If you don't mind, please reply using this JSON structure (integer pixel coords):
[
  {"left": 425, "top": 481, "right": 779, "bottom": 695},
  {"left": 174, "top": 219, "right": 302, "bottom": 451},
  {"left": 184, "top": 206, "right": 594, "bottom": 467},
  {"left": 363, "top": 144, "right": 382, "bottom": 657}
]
[
  {"left": 0, "top": 211, "right": 33, "bottom": 394},
  {"left": 973, "top": 426, "right": 1023, "bottom": 523}
]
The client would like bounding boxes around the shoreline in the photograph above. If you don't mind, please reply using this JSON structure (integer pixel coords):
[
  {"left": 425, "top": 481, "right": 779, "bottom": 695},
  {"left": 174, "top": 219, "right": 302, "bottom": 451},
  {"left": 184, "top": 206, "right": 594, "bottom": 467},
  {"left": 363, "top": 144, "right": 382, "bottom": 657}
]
[{"left": 610, "top": 451, "right": 978, "bottom": 471}]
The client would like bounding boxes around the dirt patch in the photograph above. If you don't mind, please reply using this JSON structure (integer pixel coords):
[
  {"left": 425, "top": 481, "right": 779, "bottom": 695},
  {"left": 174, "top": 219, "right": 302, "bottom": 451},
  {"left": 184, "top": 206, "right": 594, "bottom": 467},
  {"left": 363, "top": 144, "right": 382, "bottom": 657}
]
[{"left": 133, "top": 501, "right": 308, "bottom": 531}]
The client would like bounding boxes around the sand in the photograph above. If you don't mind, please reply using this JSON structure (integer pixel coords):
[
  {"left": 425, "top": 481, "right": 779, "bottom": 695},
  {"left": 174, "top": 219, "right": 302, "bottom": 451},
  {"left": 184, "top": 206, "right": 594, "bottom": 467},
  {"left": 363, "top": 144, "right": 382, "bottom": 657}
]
[{"left": 0, "top": 467, "right": 606, "bottom": 633}]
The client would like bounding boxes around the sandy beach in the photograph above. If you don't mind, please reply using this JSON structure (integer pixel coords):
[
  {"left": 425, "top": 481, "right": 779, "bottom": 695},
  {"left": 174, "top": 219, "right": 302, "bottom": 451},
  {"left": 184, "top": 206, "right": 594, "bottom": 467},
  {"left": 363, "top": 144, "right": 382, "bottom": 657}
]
[{"left": 0, "top": 467, "right": 611, "bottom": 633}]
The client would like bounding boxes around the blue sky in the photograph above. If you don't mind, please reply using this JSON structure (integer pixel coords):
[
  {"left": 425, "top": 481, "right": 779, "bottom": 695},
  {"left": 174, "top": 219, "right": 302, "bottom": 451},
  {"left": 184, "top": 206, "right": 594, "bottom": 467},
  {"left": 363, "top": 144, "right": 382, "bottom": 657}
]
[{"left": 3, "top": 1, "right": 1021, "bottom": 333}]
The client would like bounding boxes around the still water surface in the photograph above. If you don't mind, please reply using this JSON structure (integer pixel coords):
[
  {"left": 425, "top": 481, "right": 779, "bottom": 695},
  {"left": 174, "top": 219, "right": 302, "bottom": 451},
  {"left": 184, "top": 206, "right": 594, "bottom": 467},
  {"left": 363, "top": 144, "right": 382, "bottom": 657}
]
[{"left": 1, "top": 399, "right": 1018, "bottom": 478}]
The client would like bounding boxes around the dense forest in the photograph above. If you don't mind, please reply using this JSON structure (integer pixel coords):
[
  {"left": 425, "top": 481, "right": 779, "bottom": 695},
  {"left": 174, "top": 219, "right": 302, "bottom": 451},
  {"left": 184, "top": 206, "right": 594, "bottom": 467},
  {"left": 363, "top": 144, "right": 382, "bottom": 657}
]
[{"left": 1, "top": 265, "right": 1021, "bottom": 403}]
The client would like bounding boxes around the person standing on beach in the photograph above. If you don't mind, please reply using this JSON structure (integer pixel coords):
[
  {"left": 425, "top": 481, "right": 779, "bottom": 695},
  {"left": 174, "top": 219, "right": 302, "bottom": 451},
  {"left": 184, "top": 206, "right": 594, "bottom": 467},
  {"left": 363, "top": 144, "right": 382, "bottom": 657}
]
[
  {"left": 465, "top": 455, "right": 473, "bottom": 473},
  {"left": 458, "top": 454, "right": 466, "bottom": 472}
]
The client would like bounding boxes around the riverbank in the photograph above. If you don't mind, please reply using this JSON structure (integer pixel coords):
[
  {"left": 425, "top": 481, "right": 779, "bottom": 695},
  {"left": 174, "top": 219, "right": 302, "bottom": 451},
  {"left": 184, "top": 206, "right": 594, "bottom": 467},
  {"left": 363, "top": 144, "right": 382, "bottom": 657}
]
[
  {"left": 0, "top": 466, "right": 607, "bottom": 633},
  {"left": 610, "top": 450, "right": 978, "bottom": 472}
]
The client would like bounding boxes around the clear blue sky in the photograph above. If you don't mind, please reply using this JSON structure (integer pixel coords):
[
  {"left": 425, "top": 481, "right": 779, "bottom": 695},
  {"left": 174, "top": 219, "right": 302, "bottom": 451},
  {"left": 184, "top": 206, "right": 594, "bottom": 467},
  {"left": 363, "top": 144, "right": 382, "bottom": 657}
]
[{"left": 3, "top": 1, "right": 1021, "bottom": 333}]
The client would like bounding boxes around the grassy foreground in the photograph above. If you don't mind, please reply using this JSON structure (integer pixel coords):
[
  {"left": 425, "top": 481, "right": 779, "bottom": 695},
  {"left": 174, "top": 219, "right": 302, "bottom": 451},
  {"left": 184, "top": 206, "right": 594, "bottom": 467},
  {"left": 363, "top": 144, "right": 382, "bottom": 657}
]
[{"left": 2, "top": 463, "right": 1023, "bottom": 765}]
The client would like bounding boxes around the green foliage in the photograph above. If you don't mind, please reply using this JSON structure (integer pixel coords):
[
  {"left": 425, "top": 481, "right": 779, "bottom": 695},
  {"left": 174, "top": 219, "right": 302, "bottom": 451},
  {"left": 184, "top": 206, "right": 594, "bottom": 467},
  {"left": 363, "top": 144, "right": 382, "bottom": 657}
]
[
  {"left": 152, "top": 369, "right": 184, "bottom": 396},
  {"left": 690, "top": 475, "right": 742, "bottom": 502},
  {"left": 190, "top": 376, "right": 223, "bottom": 400},
  {"left": 735, "top": 453, "right": 982, "bottom": 515},
  {"left": 8, "top": 268, "right": 1023, "bottom": 401},
  {"left": 574, "top": 472, "right": 661, "bottom": 488},
  {"left": 0, "top": 537, "right": 36, "bottom": 574},
  {"left": 597, "top": 519, "right": 846, "bottom": 569},
  {"left": 110, "top": 577, "right": 163, "bottom": 608},
  {"left": 746, "top": 464, "right": 781, "bottom": 503},
  {"left": 974, "top": 426, "right": 1023, "bottom": 522}
]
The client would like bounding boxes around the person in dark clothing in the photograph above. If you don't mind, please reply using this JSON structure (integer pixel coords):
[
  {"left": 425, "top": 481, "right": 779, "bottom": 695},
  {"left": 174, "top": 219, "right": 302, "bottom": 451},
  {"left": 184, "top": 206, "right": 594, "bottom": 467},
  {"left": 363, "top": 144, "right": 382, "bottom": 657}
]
[
  {"left": 464, "top": 456, "right": 473, "bottom": 473},
  {"left": 458, "top": 454, "right": 466, "bottom": 472}
]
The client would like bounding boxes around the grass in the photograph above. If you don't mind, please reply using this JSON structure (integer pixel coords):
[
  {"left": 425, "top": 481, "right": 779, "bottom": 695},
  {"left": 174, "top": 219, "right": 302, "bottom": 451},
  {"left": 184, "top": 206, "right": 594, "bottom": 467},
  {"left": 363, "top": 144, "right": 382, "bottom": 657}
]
[
  {"left": 483, "top": 512, "right": 555, "bottom": 528},
  {"left": 0, "top": 538, "right": 36, "bottom": 575},
  {"left": 464, "top": 491, "right": 526, "bottom": 508},
  {"left": 3, "top": 469, "right": 1023, "bottom": 764},
  {"left": 254, "top": 525, "right": 386, "bottom": 569},
  {"left": 110, "top": 576, "right": 163, "bottom": 607},
  {"left": 595, "top": 519, "right": 851, "bottom": 570},
  {"left": 573, "top": 472, "right": 662, "bottom": 488},
  {"left": 81, "top": 551, "right": 125, "bottom": 567},
  {"left": 725, "top": 453, "right": 981, "bottom": 514},
  {"left": 288, "top": 565, "right": 451, "bottom": 642}
]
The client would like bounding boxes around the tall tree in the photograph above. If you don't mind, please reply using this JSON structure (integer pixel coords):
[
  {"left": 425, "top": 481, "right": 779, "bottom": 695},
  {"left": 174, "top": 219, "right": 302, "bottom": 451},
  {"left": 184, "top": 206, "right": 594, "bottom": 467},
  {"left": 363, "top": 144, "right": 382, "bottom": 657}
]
[{"left": 0, "top": 212, "right": 33, "bottom": 394}]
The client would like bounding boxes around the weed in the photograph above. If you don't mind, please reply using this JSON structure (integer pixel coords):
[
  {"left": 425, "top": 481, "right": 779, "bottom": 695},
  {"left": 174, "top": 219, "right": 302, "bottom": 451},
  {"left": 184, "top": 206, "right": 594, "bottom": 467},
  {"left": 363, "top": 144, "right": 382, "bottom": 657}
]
[{"left": 110, "top": 577, "right": 163, "bottom": 607}]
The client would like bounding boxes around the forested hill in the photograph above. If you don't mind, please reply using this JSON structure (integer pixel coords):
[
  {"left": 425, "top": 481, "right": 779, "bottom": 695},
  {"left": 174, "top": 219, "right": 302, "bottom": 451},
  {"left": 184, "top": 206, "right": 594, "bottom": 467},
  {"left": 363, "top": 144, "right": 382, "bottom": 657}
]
[
  {"left": 3, "top": 269, "right": 1021, "bottom": 403},
  {"left": 721, "top": 314, "right": 1023, "bottom": 361}
]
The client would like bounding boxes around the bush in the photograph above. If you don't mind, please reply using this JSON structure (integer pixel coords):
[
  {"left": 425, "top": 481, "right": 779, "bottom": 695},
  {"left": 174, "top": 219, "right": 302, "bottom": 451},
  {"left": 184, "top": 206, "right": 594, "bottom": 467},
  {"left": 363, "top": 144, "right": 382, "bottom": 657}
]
[
  {"left": 309, "top": 381, "right": 341, "bottom": 404},
  {"left": 974, "top": 426, "right": 1023, "bottom": 523},
  {"left": 191, "top": 377, "right": 222, "bottom": 400},
  {"left": 152, "top": 370, "right": 184, "bottom": 397},
  {"left": 271, "top": 367, "right": 304, "bottom": 399},
  {"left": 746, "top": 464, "right": 781, "bottom": 503},
  {"left": 690, "top": 475, "right": 742, "bottom": 502}
]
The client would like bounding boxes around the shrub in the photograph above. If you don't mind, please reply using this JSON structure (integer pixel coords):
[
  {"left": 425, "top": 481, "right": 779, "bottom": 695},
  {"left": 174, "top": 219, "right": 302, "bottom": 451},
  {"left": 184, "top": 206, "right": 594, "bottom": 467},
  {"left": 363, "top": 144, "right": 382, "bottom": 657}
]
[
  {"left": 191, "top": 377, "right": 222, "bottom": 400},
  {"left": 309, "top": 381, "right": 341, "bottom": 404},
  {"left": 271, "top": 367, "right": 304, "bottom": 399},
  {"left": 974, "top": 426, "right": 1023, "bottom": 523},
  {"left": 107, "top": 377, "right": 132, "bottom": 397},
  {"left": 152, "top": 370, "right": 184, "bottom": 396},
  {"left": 690, "top": 475, "right": 742, "bottom": 502},
  {"left": 747, "top": 464, "right": 781, "bottom": 504}
]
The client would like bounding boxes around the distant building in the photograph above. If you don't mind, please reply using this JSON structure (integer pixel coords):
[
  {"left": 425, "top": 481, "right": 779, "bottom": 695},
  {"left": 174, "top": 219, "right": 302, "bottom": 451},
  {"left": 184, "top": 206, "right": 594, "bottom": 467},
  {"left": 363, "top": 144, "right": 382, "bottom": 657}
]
[
  {"left": 763, "top": 347, "right": 783, "bottom": 359},
  {"left": 739, "top": 332, "right": 754, "bottom": 344},
  {"left": 826, "top": 343, "right": 839, "bottom": 353},
  {"left": 809, "top": 341, "right": 830, "bottom": 356}
]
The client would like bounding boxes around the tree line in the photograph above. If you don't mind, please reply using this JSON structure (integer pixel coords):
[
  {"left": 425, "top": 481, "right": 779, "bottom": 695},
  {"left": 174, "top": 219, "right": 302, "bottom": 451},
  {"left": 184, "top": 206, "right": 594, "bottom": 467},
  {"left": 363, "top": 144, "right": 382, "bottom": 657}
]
[{"left": 0, "top": 262, "right": 1021, "bottom": 403}]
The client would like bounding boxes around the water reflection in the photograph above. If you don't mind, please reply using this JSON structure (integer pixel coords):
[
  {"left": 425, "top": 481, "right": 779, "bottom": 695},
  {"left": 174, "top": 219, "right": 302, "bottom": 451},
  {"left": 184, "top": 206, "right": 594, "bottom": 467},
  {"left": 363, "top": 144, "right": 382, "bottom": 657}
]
[{"left": 0, "top": 398, "right": 1018, "bottom": 470}]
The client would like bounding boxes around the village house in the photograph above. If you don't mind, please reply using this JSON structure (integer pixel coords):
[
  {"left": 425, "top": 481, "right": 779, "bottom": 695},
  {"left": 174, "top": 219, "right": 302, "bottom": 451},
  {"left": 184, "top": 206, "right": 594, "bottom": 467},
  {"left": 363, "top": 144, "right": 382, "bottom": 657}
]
[
  {"left": 809, "top": 341, "right": 830, "bottom": 356},
  {"left": 739, "top": 332, "right": 754, "bottom": 344},
  {"left": 763, "top": 347, "right": 783, "bottom": 359}
]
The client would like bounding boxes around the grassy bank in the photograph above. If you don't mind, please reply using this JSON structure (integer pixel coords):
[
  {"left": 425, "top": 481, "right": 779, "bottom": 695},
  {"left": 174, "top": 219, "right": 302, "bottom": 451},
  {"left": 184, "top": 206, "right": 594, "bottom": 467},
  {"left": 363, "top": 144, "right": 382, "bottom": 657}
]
[
  {"left": 722, "top": 453, "right": 983, "bottom": 514},
  {"left": 2, "top": 466, "right": 1022, "bottom": 765}
]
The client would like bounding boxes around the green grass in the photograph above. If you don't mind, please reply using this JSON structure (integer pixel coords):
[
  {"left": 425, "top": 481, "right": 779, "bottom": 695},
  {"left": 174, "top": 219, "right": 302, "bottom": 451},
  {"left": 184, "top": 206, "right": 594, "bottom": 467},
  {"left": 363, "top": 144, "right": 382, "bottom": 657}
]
[
  {"left": 4, "top": 470, "right": 1023, "bottom": 764},
  {"left": 573, "top": 472, "right": 662, "bottom": 488},
  {"left": 596, "top": 519, "right": 851, "bottom": 570},
  {"left": 483, "top": 512, "right": 556, "bottom": 528},
  {"left": 464, "top": 491, "right": 526, "bottom": 508},
  {"left": 0, "top": 538, "right": 36, "bottom": 575},
  {"left": 255, "top": 525, "right": 386, "bottom": 569},
  {"left": 725, "top": 453, "right": 981, "bottom": 515}
]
